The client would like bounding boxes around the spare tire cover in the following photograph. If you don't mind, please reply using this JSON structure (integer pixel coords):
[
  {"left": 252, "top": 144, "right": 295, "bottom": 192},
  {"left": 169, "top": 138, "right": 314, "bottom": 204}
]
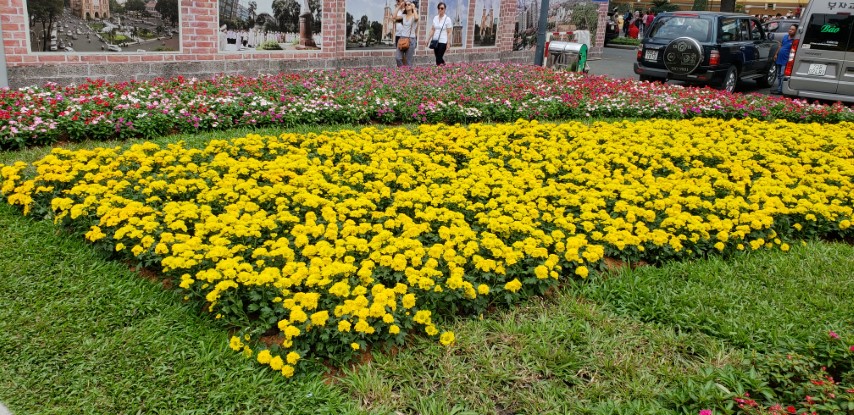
[{"left": 664, "top": 37, "right": 703, "bottom": 75}]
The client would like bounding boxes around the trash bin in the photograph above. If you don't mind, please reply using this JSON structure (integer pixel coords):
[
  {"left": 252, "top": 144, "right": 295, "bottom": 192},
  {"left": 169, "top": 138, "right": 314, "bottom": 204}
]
[{"left": 546, "top": 41, "right": 588, "bottom": 72}]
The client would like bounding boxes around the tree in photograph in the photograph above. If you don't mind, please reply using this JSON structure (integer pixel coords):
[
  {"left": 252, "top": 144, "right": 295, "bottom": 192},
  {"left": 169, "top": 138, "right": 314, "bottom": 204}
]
[
  {"left": 248, "top": 1, "right": 257, "bottom": 22},
  {"left": 358, "top": 14, "right": 368, "bottom": 37},
  {"left": 272, "top": 0, "right": 299, "bottom": 33},
  {"left": 569, "top": 3, "right": 599, "bottom": 33},
  {"left": 719, "top": 0, "right": 735, "bottom": 12},
  {"left": 109, "top": 0, "right": 124, "bottom": 13},
  {"left": 308, "top": 0, "right": 321, "bottom": 34},
  {"left": 691, "top": 0, "right": 708, "bottom": 11},
  {"left": 28, "top": 0, "right": 64, "bottom": 51},
  {"left": 155, "top": 0, "right": 179, "bottom": 26},
  {"left": 370, "top": 21, "right": 382, "bottom": 43},
  {"left": 125, "top": 0, "right": 146, "bottom": 13},
  {"left": 346, "top": 12, "right": 354, "bottom": 36}
]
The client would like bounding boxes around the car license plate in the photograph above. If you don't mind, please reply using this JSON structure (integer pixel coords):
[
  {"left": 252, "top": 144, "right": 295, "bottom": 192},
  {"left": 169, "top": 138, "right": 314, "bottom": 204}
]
[
  {"left": 644, "top": 50, "right": 658, "bottom": 61},
  {"left": 807, "top": 63, "right": 827, "bottom": 76}
]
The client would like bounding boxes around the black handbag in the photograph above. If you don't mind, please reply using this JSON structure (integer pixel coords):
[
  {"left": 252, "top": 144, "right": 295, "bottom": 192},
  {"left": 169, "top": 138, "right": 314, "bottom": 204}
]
[{"left": 429, "top": 39, "right": 438, "bottom": 49}]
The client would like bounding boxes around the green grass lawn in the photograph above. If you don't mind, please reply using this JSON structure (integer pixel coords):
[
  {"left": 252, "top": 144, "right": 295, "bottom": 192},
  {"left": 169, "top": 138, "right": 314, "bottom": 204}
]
[{"left": 1, "top": 127, "right": 852, "bottom": 414}]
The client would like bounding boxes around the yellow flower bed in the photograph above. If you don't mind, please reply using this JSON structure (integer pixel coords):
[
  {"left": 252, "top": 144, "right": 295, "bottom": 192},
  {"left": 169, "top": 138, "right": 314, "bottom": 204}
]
[{"left": 1, "top": 119, "right": 852, "bottom": 377}]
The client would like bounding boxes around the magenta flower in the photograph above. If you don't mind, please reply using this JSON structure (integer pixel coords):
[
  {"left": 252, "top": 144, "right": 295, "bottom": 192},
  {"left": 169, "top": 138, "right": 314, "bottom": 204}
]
[
  {"left": 699, "top": 410, "right": 713, "bottom": 415},
  {"left": 829, "top": 330, "right": 839, "bottom": 339}
]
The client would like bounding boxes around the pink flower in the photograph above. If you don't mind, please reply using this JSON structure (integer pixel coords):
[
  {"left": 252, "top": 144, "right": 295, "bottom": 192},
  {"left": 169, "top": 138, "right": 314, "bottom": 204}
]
[
  {"left": 849, "top": 345, "right": 854, "bottom": 352},
  {"left": 829, "top": 330, "right": 839, "bottom": 339},
  {"left": 699, "top": 410, "right": 713, "bottom": 415}
]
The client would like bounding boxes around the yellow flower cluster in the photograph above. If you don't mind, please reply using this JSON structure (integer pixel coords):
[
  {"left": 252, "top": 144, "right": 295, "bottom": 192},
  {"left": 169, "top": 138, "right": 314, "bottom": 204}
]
[{"left": 1, "top": 118, "right": 851, "bottom": 378}]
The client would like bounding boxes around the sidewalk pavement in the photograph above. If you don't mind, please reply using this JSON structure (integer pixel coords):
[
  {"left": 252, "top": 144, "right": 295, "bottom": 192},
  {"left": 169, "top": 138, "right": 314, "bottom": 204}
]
[{"left": 0, "top": 402, "right": 11, "bottom": 415}]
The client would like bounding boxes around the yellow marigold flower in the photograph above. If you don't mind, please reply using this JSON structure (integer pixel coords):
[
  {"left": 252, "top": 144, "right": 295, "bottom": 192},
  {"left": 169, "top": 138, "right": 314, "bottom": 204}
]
[
  {"left": 281, "top": 365, "right": 295, "bottom": 378},
  {"left": 575, "top": 266, "right": 589, "bottom": 278},
  {"left": 256, "top": 349, "right": 272, "bottom": 365},
  {"left": 504, "top": 278, "right": 522, "bottom": 293},
  {"left": 413, "top": 310, "right": 432, "bottom": 325},
  {"left": 534, "top": 265, "right": 549, "bottom": 280},
  {"left": 351, "top": 342, "right": 360, "bottom": 350},
  {"left": 402, "top": 293, "right": 416, "bottom": 309},
  {"left": 269, "top": 356, "right": 284, "bottom": 371},
  {"left": 338, "top": 320, "right": 352, "bottom": 332},
  {"left": 286, "top": 351, "right": 300, "bottom": 365},
  {"left": 85, "top": 226, "right": 106, "bottom": 242},
  {"left": 289, "top": 307, "right": 308, "bottom": 324},
  {"left": 440, "top": 331, "right": 455, "bottom": 346},
  {"left": 389, "top": 324, "right": 401, "bottom": 334},
  {"left": 714, "top": 242, "right": 725, "bottom": 251},
  {"left": 283, "top": 325, "right": 301, "bottom": 339},
  {"left": 477, "top": 284, "right": 490, "bottom": 295},
  {"left": 425, "top": 325, "right": 439, "bottom": 336},
  {"left": 310, "top": 310, "right": 329, "bottom": 326},
  {"left": 780, "top": 243, "right": 790, "bottom": 252},
  {"left": 229, "top": 336, "right": 243, "bottom": 351},
  {"left": 354, "top": 320, "right": 371, "bottom": 333}
]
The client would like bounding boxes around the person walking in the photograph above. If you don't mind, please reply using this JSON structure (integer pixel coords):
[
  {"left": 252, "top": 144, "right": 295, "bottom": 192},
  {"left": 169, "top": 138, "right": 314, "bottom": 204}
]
[
  {"left": 427, "top": 2, "right": 453, "bottom": 66},
  {"left": 395, "top": 2, "right": 419, "bottom": 67},
  {"left": 772, "top": 24, "right": 797, "bottom": 94}
]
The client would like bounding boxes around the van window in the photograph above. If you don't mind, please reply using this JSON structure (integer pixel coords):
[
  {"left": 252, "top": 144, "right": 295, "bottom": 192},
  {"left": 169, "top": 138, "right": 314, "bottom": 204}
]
[{"left": 801, "top": 14, "right": 854, "bottom": 52}]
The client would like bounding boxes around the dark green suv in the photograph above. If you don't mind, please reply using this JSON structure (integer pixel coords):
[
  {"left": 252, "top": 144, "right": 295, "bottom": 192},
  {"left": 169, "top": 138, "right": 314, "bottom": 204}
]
[{"left": 634, "top": 11, "right": 780, "bottom": 93}]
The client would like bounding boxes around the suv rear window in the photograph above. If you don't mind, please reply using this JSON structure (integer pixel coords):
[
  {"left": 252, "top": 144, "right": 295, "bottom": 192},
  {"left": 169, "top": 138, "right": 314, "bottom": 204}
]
[
  {"left": 801, "top": 14, "right": 854, "bottom": 52},
  {"left": 648, "top": 16, "right": 713, "bottom": 42}
]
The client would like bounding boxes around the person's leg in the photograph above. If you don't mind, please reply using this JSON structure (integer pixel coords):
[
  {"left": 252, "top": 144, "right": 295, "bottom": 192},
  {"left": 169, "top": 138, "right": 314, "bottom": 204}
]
[
  {"left": 436, "top": 43, "right": 447, "bottom": 65},
  {"left": 395, "top": 46, "right": 404, "bottom": 67},
  {"left": 775, "top": 63, "right": 784, "bottom": 93},
  {"left": 404, "top": 37, "right": 415, "bottom": 66}
]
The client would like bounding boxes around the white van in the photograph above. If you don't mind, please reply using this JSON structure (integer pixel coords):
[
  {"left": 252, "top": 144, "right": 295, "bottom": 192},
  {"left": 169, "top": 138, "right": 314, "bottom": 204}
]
[{"left": 782, "top": 2, "right": 854, "bottom": 103}]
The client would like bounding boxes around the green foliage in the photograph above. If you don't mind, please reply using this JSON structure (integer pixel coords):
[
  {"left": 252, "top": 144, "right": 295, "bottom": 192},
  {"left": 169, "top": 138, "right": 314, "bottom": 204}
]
[
  {"left": 257, "top": 39, "right": 283, "bottom": 50},
  {"left": 570, "top": 3, "right": 600, "bottom": 33},
  {"left": 608, "top": 36, "right": 641, "bottom": 46}
]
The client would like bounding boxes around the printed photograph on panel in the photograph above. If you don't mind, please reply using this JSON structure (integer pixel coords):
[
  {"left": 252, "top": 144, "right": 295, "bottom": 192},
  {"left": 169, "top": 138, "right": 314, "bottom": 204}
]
[
  {"left": 27, "top": 0, "right": 180, "bottom": 52},
  {"left": 345, "top": 0, "right": 418, "bottom": 50},
  {"left": 427, "top": 0, "right": 467, "bottom": 48},
  {"left": 219, "top": 0, "right": 322, "bottom": 51},
  {"left": 514, "top": 0, "right": 601, "bottom": 50},
  {"left": 472, "top": 0, "right": 497, "bottom": 47}
]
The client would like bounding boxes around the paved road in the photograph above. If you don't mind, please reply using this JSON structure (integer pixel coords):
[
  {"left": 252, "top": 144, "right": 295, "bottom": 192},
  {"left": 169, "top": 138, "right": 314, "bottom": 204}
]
[{"left": 589, "top": 45, "right": 773, "bottom": 96}]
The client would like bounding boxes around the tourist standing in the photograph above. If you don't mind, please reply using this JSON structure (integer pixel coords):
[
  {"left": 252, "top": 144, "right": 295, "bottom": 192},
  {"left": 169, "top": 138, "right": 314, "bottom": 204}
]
[
  {"left": 393, "top": 0, "right": 405, "bottom": 48},
  {"left": 772, "top": 24, "right": 797, "bottom": 94},
  {"left": 395, "top": 2, "right": 419, "bottom": 67},
  {"left": 427, "top": 2, "right": 453, "bottom": 66}
]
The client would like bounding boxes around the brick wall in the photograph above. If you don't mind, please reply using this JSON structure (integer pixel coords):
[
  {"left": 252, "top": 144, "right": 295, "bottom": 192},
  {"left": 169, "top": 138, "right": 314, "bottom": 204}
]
[{"left": 2, "top": 0, "right": 605, "bottom": 88}]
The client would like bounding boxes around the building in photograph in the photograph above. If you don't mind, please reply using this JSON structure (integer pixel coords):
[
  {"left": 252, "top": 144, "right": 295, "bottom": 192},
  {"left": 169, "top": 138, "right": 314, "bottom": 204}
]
[
  {"left": 479, "top": 2, "right": 495, "bottom": 40},
  {"left": 70, "top": 0, "right": 111, "bottom": 19},
  {"left": 451, "top": 10, "right": 463, "bottom": 46},
  {"left": 383, "top": 0, "right": 398, "bottom": 42}
]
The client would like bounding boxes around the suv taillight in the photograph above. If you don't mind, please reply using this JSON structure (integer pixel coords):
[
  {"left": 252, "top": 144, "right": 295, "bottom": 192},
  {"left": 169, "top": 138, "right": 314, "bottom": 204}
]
[
  {"left": 708, "top": 50, "right": 720, "bottom": 66},
  {"left": 637, "top": 47, "right": 642, "bottom": 60},
  {"left": 784, "top": 39, "right": 799, "bottom": 77}
]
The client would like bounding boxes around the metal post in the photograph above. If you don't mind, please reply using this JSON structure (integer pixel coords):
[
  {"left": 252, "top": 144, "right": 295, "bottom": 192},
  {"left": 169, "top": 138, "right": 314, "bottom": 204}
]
[
  {"left": 533, "top": 0, "right": 550, "bottom": 66},
  {"left": 0, "top": 22, "right": 8, "bottom": 88}
]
